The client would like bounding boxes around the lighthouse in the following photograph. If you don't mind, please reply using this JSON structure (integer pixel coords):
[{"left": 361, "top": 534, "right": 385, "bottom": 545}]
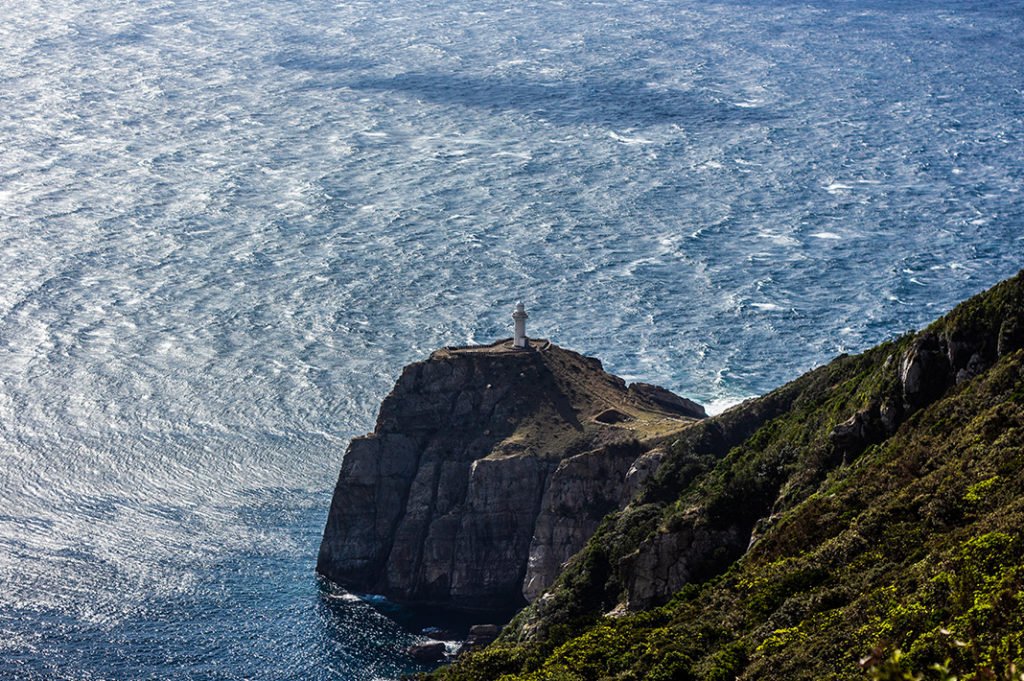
[{"left": 512, "top": 302, "right": 528, "bottom": 348}]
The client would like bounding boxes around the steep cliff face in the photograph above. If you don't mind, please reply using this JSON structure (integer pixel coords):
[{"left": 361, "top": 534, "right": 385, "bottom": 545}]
[
  {"left": 426, "top": 271, "right": 1024, "bottom": 681},
  {"left": 614, "top": 280, "right": 1024, "bottom": 613},
  {"left": 523, "top": 442, "right": 657, "bottom": 603},
  {"left": 317, "top": 339, "right": 705, "bottom": 612}
]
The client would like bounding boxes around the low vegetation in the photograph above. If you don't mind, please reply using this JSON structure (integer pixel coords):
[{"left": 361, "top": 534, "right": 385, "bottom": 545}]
[{"left": 425, "top": 271, "right": 1024, "bottom": 681}]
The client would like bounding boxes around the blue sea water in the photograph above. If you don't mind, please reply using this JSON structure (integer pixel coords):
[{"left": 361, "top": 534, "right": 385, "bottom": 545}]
[{"left": 0, "top": 0, "right": 1021, "bottom": 678}]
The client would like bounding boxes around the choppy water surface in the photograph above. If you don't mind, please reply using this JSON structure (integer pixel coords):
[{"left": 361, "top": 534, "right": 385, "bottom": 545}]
[{"left": 0, "top": 0, "right": 1021, "bottom": 678}]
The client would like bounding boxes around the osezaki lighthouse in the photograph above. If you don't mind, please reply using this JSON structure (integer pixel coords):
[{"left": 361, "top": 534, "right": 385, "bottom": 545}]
[{"left": 513, "top": 302, "right": 528, "bottom": 348}]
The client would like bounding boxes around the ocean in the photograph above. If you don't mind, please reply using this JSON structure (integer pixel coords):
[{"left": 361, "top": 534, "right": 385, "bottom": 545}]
[{"left": 0, "top": 0, "right": 1021, "bottom": 678}]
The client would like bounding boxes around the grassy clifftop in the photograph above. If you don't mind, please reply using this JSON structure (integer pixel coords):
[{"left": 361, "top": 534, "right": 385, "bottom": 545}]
[{"left": 427, "top": 270, "right": 1024, "bottom": 681}]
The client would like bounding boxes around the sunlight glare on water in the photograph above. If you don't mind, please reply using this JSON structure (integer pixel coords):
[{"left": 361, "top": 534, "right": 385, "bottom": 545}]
[{"left": 0, "top": 0, "right": 1021, "bottom": 678}]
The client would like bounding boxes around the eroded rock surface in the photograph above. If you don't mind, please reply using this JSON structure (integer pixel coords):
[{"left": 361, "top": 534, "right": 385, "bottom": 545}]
[
  {"left": 317, "top": 339, "right": 703, "bottom": 612},
  {"left": 621, "top": 511, "right": 747, "bottom": 611},
  {"left": 523, "top": 442, "right": 655, "bottom": 602}
]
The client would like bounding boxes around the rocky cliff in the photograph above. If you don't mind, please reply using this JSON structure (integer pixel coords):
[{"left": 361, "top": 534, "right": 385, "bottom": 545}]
[
  {"left": 317, "top": 339, "right": 705, "bottom": 612},
  {"left": 426, "top": 270, "right": 1024, "bottom": 681}
]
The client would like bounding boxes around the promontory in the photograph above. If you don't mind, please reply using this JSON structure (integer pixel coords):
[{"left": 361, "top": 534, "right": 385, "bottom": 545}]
[{"left": 316, "top": 337, "right": 706, "bottom": 612}]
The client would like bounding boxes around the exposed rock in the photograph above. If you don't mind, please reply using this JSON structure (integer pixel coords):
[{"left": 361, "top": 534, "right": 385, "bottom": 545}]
[
  {"left": 622, "top": 449, "right": 666, "bottom": 501},
  {"left": 522, "top": 442, "right": 651, "bottom": 602},
  {"left": 747, "top": 513, "right": 781, "bottom": 550},
  {"left": 839, "top": 313, "right": 1017, "bottom": 458},
  {"left": 466, "top": 624, "right": 501, "bottom": 648},
  {"left": 956, "top": 352, "right": 988, "bottom": 384},
  {"left": 628, "top": 382, "right": 708, "bottom": 419},
  {"left": 879, "top": 399, "right": 901, "bottom": 433},
  {"left": 468, "top": 623, "right": 500, "bottom": 637},
  {"left": 317, "top": 339, "right": 704, "bottom": 612},
  {"left": 405, "top": 641, "right": 447, "bottom": 663},
  {"left": 604, "top": 603, "right": 629, "bottom": 618},
  {"left": 455, "top": 624, "right": 502, "bottom": 656},
  {"left": 893, "top": 314, "right": 1022, "bottom": 418},
  {"left": 900, "top": 333, "right": 951, "bottom": 407},
  {"left": 828, "top": 406, "right": 884, "bottom": 460},
  {"left": 315, "top": 433, "right": 421, "bottom": 588},
  {"left": 998, "top": 316, "right": 1023, "bottom": 357},
  {"left": 441, "top": 456, "right": 552, "bottom": 607},
  {"left": 621, "top": 510, "right": 747, "bottom": 611}
]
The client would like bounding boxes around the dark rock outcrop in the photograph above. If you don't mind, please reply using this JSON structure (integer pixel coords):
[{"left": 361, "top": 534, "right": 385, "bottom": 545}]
[
  {"left": 900, "top": 333, "right": 951, "bottom": 407},
  {"left": 317, "top": 339, "right": 704, "bottom": 612},
  {"left": 523, "top": 441, "right": 651, "bottom": 602},
  {"left": 621, "top": 511, "right": 747, "bottom": 611},
  {"left": 997, "top": 316, "right": 1023, "bottom": 357},
  {"left": 406, "top": 641, "right": 447, "bottom": 663},
  {"left": 898, "top": 303, "right": 1024, "bottom": 414},
  {"left": 831, "top": 296, "right": 1024, "bottom": 462},
  {"left": 466, "top": 624, "right": 500, "bottom": 648},
  {"left": 828, "top": 405, "right": 886, "bottom": 460},
  {"left": 628, "top": 383, "right": 707, "bottom": 419}
]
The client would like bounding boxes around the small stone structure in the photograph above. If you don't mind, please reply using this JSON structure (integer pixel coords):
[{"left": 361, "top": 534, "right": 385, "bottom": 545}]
[{"left": 513, "top": 302, "right": 528, "bottom": 348}]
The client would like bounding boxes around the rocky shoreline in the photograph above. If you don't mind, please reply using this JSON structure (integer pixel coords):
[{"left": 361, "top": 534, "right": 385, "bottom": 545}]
[{"left": 316, "top": 338, "right": 705, "bottom": 613}]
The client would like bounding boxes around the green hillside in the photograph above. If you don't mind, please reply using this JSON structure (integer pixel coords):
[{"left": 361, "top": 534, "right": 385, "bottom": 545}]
[{"left": 427, "top": 270, "right": 1024, "bottom": 681}]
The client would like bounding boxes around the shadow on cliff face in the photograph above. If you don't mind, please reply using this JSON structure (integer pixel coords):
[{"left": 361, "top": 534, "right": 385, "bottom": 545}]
[
  {"left": 352, "top": 593, "right": 518, "bottom": 639},
  {"left": 515, "top": 270, "right": 1024, "bottom": 637},
  {"left": 317, "top": 341, "right": 704, "bottom": 616},
  {"left": 316, "top": 577, "right": 519, "bottom": 668}
]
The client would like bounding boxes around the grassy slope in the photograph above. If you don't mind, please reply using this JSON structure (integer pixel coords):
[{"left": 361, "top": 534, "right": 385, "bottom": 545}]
[
  {"left": 488, "top": 343, "right": 701, "bottom": 462},
  {"left": 427, "top": 271, "right": 1024, "bottom": 681}
]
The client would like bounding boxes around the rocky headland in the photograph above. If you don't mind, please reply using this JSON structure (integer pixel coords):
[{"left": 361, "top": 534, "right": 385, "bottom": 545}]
[
  {"left": 319, "top": 272, "right": 1024, "bottom": 680},
  {"left": 424, "top": 270, "right": 1024, "bottom": 681},
  {"left": 316, "top": 338, "right": 706, "bottom": 612}
]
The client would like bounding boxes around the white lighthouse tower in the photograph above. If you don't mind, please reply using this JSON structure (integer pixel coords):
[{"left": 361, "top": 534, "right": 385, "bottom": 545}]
[{"left": 512, "top": 302, "right": 529, "bottom": 348}]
